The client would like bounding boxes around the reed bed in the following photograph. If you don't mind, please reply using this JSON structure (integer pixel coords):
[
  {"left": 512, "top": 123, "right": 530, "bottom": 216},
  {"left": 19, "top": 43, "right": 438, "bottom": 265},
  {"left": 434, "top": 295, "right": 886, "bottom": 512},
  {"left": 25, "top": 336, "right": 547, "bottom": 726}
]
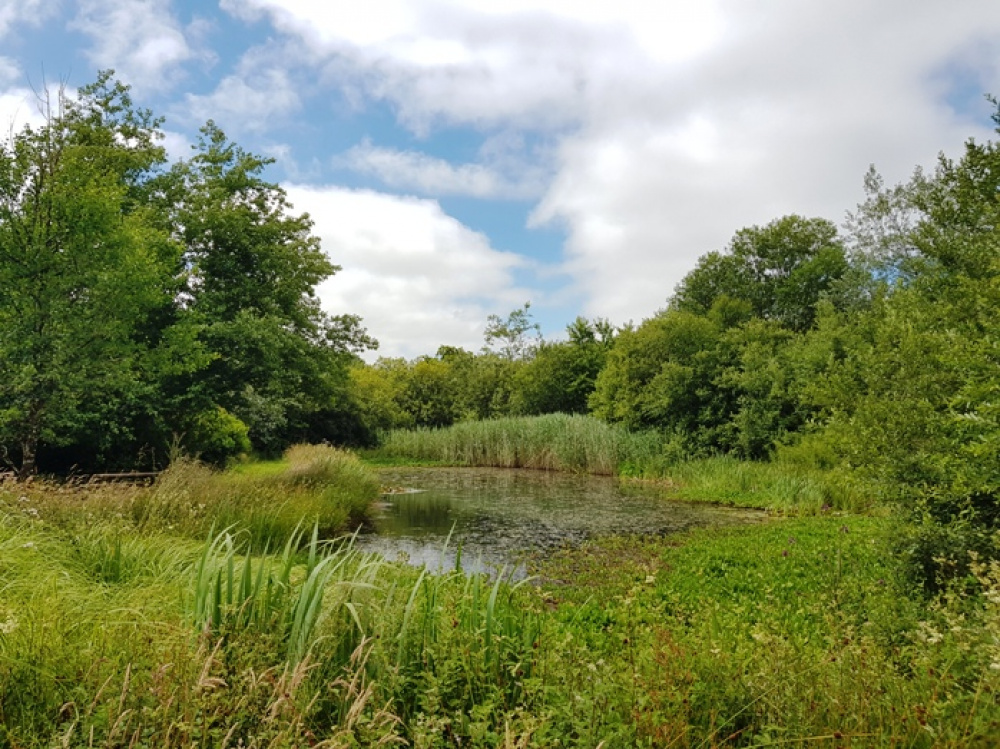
[
  {"left": 376, "top": 413, "right": 681, "bottom": 476},
  {"left": 376, "top": 414, "right": 867, "bottom": 512}
]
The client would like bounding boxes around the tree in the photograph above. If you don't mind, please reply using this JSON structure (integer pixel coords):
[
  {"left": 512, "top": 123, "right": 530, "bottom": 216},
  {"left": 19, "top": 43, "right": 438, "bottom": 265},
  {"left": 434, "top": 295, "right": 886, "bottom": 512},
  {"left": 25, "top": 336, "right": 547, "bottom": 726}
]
[
  {"left": 511, "top": 317, "right": 615, "bottom": 416},
  {"left": 672, "top": 215, "right": 849, "bottom": 332},
  {"left": 157, "top": 122, "right": 375, "bottom": 454},
  {"left": 0, "top": 74, "right": 182, "bottom": 478},
  {"left": 806, "top": 102, "right": 1000, "bottom": 587},
  {"left": 483, "top": 302, "right": 541, "bottom": 360},
  {"left": 590, "top": 310, "right": 731, "bottom": 442}
]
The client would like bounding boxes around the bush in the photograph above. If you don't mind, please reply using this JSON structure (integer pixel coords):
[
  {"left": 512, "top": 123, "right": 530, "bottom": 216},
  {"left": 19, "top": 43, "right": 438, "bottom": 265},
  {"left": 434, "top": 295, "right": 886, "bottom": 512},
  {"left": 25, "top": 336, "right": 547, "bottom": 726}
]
[{"left": 184, "top": 407, "right": 251, "bottom": 466}]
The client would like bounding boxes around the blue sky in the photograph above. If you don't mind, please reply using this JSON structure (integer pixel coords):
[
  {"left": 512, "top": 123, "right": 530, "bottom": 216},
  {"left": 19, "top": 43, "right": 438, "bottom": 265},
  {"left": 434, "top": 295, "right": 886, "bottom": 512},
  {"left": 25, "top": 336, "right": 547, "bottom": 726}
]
[{"left": 1, "top": 0, "right": 998, "bottom": 359}]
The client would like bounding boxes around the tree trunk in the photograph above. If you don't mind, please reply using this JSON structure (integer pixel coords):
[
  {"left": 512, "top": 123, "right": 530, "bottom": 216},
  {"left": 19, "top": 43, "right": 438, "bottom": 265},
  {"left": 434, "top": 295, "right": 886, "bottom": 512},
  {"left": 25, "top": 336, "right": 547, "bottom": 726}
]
[{"left": 17, "top": 406, "right": 42, "bottom": 481}]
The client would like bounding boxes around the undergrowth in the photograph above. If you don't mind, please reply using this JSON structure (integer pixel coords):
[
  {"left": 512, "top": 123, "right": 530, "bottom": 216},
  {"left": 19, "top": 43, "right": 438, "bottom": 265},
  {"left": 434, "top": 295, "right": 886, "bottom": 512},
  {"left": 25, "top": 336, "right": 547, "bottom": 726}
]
[{"left": 2, "top": 443, "right": 998, "bottom": 745}]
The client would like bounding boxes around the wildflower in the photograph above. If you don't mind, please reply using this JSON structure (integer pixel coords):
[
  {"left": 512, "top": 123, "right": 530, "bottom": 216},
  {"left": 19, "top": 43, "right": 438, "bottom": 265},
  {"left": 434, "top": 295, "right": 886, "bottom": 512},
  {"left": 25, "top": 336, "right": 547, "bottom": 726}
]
[{"left": 21, "top": 542, "right": 35, "bottom": 549}]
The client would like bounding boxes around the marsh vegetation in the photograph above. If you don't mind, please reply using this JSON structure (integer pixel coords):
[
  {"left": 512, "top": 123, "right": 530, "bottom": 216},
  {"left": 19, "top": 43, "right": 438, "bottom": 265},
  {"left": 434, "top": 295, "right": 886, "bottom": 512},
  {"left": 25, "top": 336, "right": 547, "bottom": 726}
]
[{"left": 4, "top": 74, "right": 1000, "bottom": 745}]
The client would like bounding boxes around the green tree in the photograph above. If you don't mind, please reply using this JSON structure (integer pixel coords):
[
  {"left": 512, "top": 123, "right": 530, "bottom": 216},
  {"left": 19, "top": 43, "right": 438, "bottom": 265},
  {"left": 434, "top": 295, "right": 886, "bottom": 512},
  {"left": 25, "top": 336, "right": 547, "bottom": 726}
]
[
  {"left": 511, "top": 317, "right": 615, "bottom": 416},
  {"left": 672, "top": 215, "right": 849, "bottom": 331},
  {"left": 483, "top": 302, "right": 541, "bottom": 360},
  {"left": 808, "top": 103, "right": 1000, "bottom": 586},
  {"left": 0, "top": 75, "right": 183, "bottom": 478},
  {"left": 590, "top": 311, "right": 731, "bottom": 444},
  {"left": 158, "top": 122, "right": 374, "bottom": 454}
]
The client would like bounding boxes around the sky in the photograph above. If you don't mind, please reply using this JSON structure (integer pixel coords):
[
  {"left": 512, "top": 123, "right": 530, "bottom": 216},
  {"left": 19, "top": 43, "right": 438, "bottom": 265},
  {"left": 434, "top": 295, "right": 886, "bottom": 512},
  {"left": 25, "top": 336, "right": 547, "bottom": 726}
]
[{"left": 1, "top": 0, "right": 999, "bottom": 359}]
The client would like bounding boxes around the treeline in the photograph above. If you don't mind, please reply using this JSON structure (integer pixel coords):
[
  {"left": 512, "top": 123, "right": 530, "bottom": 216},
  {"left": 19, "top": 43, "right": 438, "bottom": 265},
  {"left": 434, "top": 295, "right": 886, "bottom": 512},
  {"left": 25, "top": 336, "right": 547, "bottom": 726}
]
[
  {"left": 0, "top": 73, "right": 374, "bottom": 478},
  {"left": 354, "top": 104, "right": 1000, "bottom": 586}
]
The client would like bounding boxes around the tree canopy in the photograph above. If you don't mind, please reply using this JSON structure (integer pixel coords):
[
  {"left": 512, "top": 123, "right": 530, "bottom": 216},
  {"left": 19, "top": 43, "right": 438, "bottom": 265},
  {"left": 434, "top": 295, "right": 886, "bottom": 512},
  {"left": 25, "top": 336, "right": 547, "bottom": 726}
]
[{"left": 0, "top": 74, "right": 374, "bottom": 476}]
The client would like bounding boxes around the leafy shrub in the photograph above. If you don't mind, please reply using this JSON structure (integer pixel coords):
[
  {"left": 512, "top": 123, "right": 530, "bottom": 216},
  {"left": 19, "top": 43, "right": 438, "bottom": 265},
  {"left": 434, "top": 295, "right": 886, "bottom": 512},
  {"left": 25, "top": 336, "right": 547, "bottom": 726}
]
[{"left": 184, "top": 406, "right": 251, "bottom": 466}]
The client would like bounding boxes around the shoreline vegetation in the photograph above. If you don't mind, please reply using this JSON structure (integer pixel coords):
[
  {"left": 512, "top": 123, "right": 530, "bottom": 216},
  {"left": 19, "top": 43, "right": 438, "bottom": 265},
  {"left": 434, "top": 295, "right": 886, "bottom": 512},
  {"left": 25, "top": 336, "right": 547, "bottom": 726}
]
[
  {"left": 2, "top": 436, "right": 999, "bottom": 746},
  {"left": 373, "top": 413, "right": 872, "bottom": 515},
  {"left": 3, "top": 73, "right": 1000, "bottom": 745}
]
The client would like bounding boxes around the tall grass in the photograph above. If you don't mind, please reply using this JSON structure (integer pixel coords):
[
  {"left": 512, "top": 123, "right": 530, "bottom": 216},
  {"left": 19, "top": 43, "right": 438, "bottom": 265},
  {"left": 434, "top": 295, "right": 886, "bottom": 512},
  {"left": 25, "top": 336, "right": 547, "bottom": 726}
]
[
  {"left": 650, "top": 455, "right": 873, "bottom": 513},
  {"left": 3, "top": 474, "right": 1000, "bottom": 745},
  {"left": 135, "top": 445, "right": 380, "bottom": 547},
  {"left": 6, "top": 444, "right": 381, "bottom": 549},
  {"left": 376, "top": 414, "right": 868, "bottom": 512},
  {"left": 376, "top": 413, "right": 683, "bottom": 476},
  {"left": 190, "top": 524, "right": 381, "bottom": 665}
]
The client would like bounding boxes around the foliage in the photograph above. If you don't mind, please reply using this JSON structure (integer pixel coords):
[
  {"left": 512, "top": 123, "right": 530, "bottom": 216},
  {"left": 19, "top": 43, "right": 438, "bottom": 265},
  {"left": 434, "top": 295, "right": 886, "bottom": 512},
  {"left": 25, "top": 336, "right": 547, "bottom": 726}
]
[
  {"left": 0, "top": 73, "right": 185, "bottom": 477},
  {"left": 671, "top": 214, "right": 849, "bottom": 332},
  {"left": 804, "top": 104, "right": 1000, "bottom": 586},
  {"left": 483, "top": 302, "right": 541, "bottom": 360},
  {"left": 0, "top": 75, "right": 373, "bottom": 475},
  {"left": 5, "top": 472, "right": 1000, "bottom": 746},
  {"left": 157, "top": 122, "right": 373, "bottom": 455},
  {"left": 184, "top": 406, "right": 251, "bottom": 466},
  {"left": 510, "top": 317, "right": 615, "bottom": 416}
]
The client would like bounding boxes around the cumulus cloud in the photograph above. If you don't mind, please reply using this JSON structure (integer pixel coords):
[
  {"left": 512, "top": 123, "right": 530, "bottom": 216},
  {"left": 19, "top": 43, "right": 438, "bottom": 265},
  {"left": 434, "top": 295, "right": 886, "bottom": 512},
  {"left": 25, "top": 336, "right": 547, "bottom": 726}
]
[
  {"left": 178, "top": 38, "right": 309, "bottom": 134},
  {"left": 0, "top": 59, "right": 48, "bottom": 135},
  {"left": 0, "top": 0, "right": 59, "bottom": 39},
  {"left": 227, "top": 0, "right": 1000, "bottom": 327},
  {"left": 0, "top": 56, "right": 20, "bottom": 87},
  {"left": 71, "top": 0, "right": 198, "bottom": 91},
  {"left": 0, "top": 87, "right": 47, "bottom": 136},
  {"left": 183, "top": 67, "right": 301, "bottom": 133},
  {"left": 340, "top": 139, "right": 546, "bottom": 199},
  {"left": 285, "top": 185, "right": 529, "bottom": 360}
]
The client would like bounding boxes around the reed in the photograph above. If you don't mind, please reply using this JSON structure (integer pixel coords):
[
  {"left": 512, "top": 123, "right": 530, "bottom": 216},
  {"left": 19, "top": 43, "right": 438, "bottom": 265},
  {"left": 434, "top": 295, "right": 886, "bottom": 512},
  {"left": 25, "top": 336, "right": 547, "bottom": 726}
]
[
  {"left": 190, "top": 524, "right": 381, "bottom": 666},
  {"left": 134, "top": 445, "right": 380, "bottom": 547},
  {"left": 375, "top": 414, "right": 865, "bottom": 513},
  {"left": 665, "top": 455, "right": 873, "bottom": 513},
  {"left": 376, "top": 413, "right": 684, "bottom": 476}
]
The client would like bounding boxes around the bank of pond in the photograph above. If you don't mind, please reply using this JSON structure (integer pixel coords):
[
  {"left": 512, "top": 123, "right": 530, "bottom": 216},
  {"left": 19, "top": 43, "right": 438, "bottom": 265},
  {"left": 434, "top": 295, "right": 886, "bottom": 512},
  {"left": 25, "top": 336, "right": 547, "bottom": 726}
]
[{"left": 1, "top": 443, "right": 998, "bottom": 746}]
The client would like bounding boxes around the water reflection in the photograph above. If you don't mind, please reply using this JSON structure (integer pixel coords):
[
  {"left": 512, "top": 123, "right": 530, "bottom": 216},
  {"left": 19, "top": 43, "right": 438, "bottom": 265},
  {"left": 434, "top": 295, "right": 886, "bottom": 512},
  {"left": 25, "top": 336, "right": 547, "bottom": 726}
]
[{"left": 356, "top": 467, "right": 762, "bottom": 577}]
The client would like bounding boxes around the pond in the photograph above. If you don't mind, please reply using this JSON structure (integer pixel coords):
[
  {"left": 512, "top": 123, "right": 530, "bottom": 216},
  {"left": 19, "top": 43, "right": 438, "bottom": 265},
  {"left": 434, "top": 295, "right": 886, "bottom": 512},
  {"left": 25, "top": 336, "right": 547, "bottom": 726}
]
[{"left": 356, "top": 467, "right": 763, "bottom": 577}]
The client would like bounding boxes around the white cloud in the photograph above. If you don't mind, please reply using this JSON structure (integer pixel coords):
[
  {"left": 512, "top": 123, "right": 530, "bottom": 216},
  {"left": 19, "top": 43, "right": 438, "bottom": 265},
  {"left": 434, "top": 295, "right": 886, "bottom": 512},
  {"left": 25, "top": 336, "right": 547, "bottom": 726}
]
[
  {"left": 531, "top": 0, "right": 1000, "bottom": 322},
  {"left": 178, "top": 38, "right": 310, "bottom": 134},
  {"left": 71, "top": 0, "right": 196, "bottom": 91},
  {"left": 159, "top": 128, "right": 192, "bottom": 162},
  {"left": 228, "top": 0, "right": 667, "bottom": 131},
  {"left": 183, "top": 67, "right": 301, "bottom": 133},
  {"left": 0, "top": 0, "right": 59, "bottom": 39},
  {"left": 284, "top": 185, "right": 529, "bottom": 359},
  {"left": 340, "top": 139, "right": 546, "bottom": 199},
  {"left": 227, "top": 0, "right": 1000, "bottom": 329},
  {"left": 0, "top": 56, "right": 20, "bottom": 87},
  {"left": 0, "top": 85, "right": 48, "bottom": 136}
]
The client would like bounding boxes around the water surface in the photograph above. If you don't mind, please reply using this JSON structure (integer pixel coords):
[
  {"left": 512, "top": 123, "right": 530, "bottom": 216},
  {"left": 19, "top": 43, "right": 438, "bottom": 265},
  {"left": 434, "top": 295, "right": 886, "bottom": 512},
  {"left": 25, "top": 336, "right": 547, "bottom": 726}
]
[{"left": 357, "top": 467, "right": 762, "bottom": 576}]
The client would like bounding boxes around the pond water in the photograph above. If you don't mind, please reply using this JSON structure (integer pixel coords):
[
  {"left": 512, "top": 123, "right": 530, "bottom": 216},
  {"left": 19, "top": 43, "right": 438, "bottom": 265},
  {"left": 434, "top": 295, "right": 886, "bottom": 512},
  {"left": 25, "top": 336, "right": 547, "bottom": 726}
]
[{"left": 356, "top": 467, "right": 763, "bottom": 577}]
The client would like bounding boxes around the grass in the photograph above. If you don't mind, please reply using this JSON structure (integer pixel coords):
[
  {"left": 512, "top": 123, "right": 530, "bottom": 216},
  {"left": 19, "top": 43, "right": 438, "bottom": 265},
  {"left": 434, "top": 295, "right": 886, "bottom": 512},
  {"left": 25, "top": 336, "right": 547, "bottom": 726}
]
[
  {"left": 2, "top": 440, "right": 1000, "bottom": 745},
  {"left": 530, "top": 516, "right": 1000, "bottom": 745},
  {"left": 375, "top": 414, "right": 869, "bottom": 513},
  {"left": 375, "top": 413, "right": 672, "bottom": 476},
  {"left": 15, "top": 444, "right": 380, "bottom": 550}
]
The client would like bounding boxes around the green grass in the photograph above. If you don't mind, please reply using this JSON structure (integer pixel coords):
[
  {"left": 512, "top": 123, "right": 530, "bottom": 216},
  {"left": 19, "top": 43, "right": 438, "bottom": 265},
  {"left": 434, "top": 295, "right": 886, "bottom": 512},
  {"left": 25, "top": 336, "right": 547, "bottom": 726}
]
[
  {"left": 665, "top": 455, "right": 873, "bottom": 513},
  {"left": 376, "top": 415, "right": 868, "bottom": 513},
  {"left": 375, "top": 413, "right": 682, "bottom": 476},
  {"left": 531, "top": 515, "right": 1000, "bottom": 746},
  {"left": 2, "top": 445, "right": 1000, "bottom": 746}
]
